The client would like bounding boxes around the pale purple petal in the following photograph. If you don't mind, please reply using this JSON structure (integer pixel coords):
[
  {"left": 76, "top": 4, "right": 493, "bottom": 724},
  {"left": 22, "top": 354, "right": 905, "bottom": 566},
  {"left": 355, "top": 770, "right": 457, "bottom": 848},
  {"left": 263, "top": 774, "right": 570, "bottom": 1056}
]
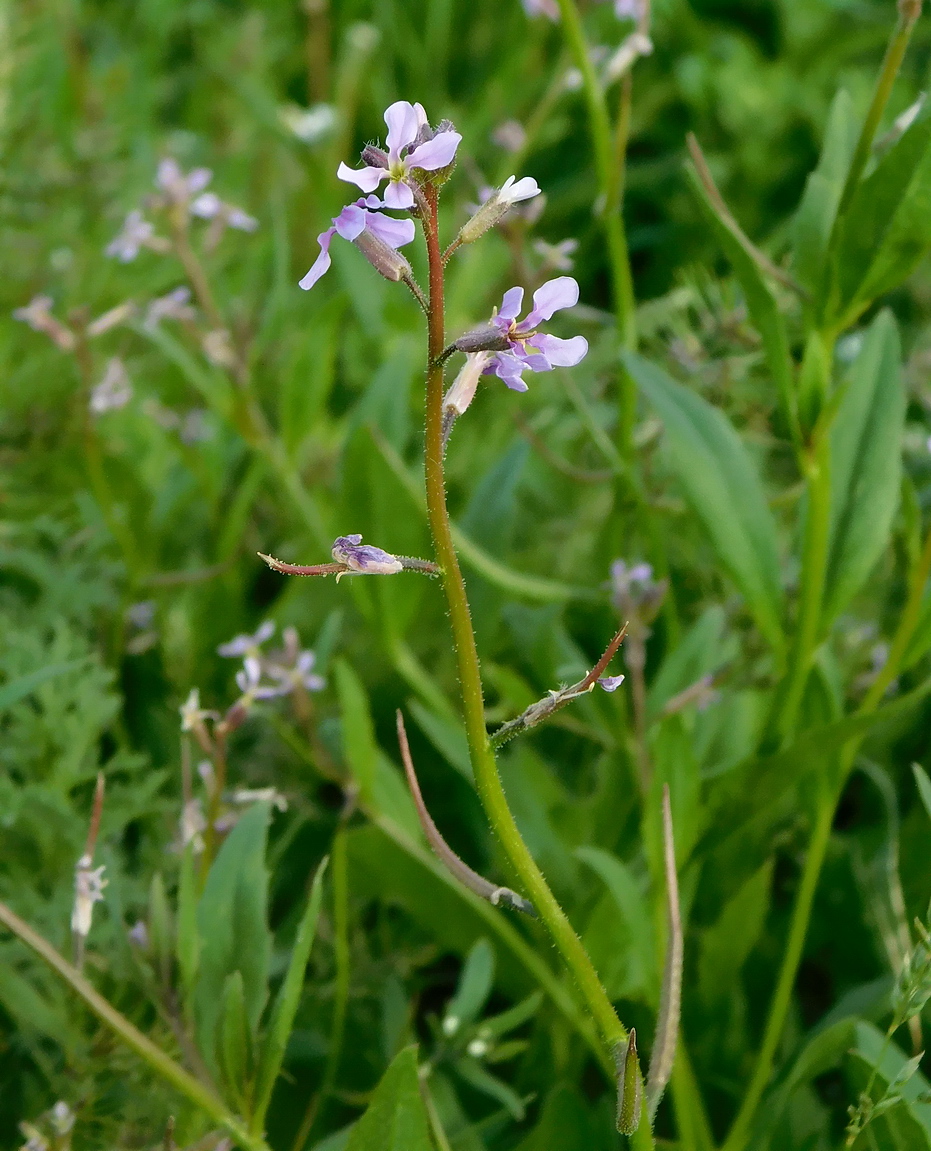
[
  {"left": 489, "top": 353, "right": 529, "bottom": 392},
  {"left": 188, "top": 167, "right": 213, "bottom": 195},
  {"left": 498, "top": 286, "right": 525, "bottom": 322},
  {"left": 337, "top": 161, "right": 385, "bottom": 193},
  {"left": 524, "top": 276, "right": 580, "bottom": 326},
  {"left": 406, "top": 131, "right": 462, "bottom": 171},
  {"left": 528, "top": 332, "right": 588, "bottom": 367},
  {"left": 365, "top": 212, "right": 416, "bottom": 249},
  {"left": 383, "top": 180, "right": 415, "bottom": 209},
  {"left": 384, "top": 101, "right": 421, "bottom": 156},
  {"left": 598, "top": 675, "right": 625, "bottom": 692},
  {"left": 333, "top": 203, "right": 368, "bottom": 242},
  {"left": 299, "top": 227, "right": 337, "bottom": 290}
]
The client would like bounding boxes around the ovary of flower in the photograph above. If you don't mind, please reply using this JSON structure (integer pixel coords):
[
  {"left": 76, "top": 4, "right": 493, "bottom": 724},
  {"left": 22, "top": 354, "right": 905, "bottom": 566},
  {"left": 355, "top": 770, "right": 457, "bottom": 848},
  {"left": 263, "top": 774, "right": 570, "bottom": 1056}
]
[
  {"left": 71, "top": 854, "right": 107, "bottom": 938},
  {"left": 337, "top": 100, "right": 462, "bottom": 209},
  {"left": 218, "top": 619, "right": 275, "bottom": 658},
  {"left": 484, "top": 276, "right": 588, "bottom": 391},
  {"left": 444, "top": 351, "right": 492, "bottom": 417},
  {"left": 331, "top": 534, "right": 404, "bottom": 575},
  {"left": 299, "top": 195, "right": 415, "bottom": 290},
  {"left": 90, "top": 358, "right": 133, "bottom": 414}
]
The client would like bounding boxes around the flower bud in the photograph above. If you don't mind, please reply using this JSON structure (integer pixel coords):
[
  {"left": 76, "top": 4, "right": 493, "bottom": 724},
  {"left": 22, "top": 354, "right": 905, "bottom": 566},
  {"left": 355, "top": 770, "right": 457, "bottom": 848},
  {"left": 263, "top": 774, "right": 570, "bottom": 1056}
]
[
  {"left": 615, "top": 1029, "right": 643, "bottom": 1135},
  {"left": 457, "top": 175, "right": 541, "bottom": 244},
  {"left": 353, "top": 229, "right": 413, "bottom": 283}
]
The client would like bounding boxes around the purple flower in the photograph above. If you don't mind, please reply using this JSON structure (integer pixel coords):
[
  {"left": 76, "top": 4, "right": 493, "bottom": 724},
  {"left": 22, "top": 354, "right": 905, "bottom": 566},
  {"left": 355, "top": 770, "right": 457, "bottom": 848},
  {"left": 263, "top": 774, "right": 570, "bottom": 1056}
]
[
  {"left": 299, "top": 195, "right": 415, "bottom": 291},
  {"left": 332, "top": 534, "right": 404, "bottom": 575},
  {"left": 337, "top": 101, "right": 462, "bottom": 210},
  {"left": 236, "top": 655, "right": 289, "bottom": 700},
  {"left": 105, "top": 210, "right": 165, "bottom": 262},
  {"left": 597, "top": 674, "right": 626, "bottom": 692},
  {"left": 522, "top": 0, "right": 560, "bottom": 19},
  {"left": 156, "top": 158, "right": 212, "bottom": 206},
  {"left": 484, "top": 276, "right": 588, "bottom": 392}
]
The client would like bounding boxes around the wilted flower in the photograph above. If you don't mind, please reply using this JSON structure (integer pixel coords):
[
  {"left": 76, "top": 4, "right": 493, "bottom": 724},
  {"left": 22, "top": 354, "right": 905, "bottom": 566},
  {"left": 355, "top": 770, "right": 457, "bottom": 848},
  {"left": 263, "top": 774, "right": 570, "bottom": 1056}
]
[
  {"left": 13, "top": 295, "right": 76, "bottom": 351},
  {"left": 483, "top": 277, "right": 588, "bottom": 391},
  {"left": 144, "top": 286, "right": 196, "bottom": 330},
  {"left": 444, "top": 351, "right": 493, "bottom": 422},
  {"left": 338, "top": 100, "right": 462, "bottom": 209},
  {"left": 300, "top": 195, "right": 415, "bottom": 291},
  {"left": 218, "top": 620, "right": 275, "bottom": 658},
  {"left": 332, "top": 534, "right": 404, "bottom": 575},
  {"left": 71, "top": 853, "right": 107, "bottom": 938},
  {"left": 105, "top": 210, "right": 167, "bottom": 262},
  {"left": 598, "top": 675, "right": 626, "bottom": 692},
  {"left": 90, "top": 358, "right": 132, "bottom": 414}
]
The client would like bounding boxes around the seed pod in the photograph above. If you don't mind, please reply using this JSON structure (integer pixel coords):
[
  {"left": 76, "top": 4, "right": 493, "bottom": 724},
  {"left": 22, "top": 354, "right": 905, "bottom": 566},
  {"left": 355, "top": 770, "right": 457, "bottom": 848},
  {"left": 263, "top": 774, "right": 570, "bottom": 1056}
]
[{"left": 353, "top": 229, "right": 413, "bottom": 283}]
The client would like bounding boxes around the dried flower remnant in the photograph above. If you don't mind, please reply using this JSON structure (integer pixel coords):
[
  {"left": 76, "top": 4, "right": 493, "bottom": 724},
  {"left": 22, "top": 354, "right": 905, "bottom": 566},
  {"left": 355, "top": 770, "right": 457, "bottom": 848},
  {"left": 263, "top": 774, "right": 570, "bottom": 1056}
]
[
  {"left": 337, "top": 100, "right": 462, "bottom": 209},
  {"left": 299, "top": 195, "right": 415, "bottom": 291},
  {"left": 12, "top": 295, "right": 76, "bottom": 351},
  {"left": 105, "top": 210, "right": 168, "bottom": 262},
  {"left": 331, "top": 534, "right": 405, "bottom": 574},
  {"left": 89, "top": 357, "right": 132, "bottom": 414}
]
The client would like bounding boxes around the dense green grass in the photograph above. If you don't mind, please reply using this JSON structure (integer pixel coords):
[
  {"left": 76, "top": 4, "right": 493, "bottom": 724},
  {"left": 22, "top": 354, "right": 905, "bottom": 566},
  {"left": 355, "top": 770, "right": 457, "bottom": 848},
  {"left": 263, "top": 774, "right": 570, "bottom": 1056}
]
[{"left": 5, "top": 1, "right": 931, "bottom": 1149}]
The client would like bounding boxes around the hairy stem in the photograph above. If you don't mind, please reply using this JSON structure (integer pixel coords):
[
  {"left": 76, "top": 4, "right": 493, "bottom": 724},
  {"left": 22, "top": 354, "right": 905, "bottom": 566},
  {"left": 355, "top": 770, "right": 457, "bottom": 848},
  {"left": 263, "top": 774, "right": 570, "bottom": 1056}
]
[
  {"left": 0, "top": 901, "right": 268, "bottom": 1151},
  {"left": 420, "top": 185, "right": 628, "bottom": 1058}
]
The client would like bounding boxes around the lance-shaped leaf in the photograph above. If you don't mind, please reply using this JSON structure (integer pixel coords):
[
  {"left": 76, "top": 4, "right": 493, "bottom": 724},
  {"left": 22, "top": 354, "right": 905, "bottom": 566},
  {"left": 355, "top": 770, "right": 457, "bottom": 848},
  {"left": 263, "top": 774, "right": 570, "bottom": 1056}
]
[
  {"left": 345, "top": 1046, "right": 433, "bottom": 1151},
  {"left": 647, "top": 786, "right": 683, "bottom": 1120},
  {"left": 686, "top": 135, "right": 798, "bottom": 440},
  {"left": 251, "top": 857, "right": 328, "bottom": 1132},
  {"left": 624, "top": 352, "right": 784, "bottom": 655},
  {"left": 828, "top": 98, "right": 931, "bottom": 327},
  {"left": 823, "top": 310, "right": 904, "bottom": 625}
]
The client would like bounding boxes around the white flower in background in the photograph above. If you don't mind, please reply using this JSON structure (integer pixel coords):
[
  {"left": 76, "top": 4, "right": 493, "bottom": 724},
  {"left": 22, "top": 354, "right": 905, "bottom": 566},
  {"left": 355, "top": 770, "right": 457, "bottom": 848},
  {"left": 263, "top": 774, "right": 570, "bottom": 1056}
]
[
  {"left": 49, "top": 1103, "right": 74, "bottom": 1137},
  {"left": 279, "top": 102, "right": 338, "bottom": 145},
  {"left": 180, "top": 797, "right": 207, "bottom": 852},
  {"left": 144, "top": 286, "right": 196, "bottom": 330},
  {"left": 179, "top": 687, "right": 215, "bottom": 732},
  {"left": 156, "top": 157, "right": 212, "bottom": 206},
  {"left": 105, "top": 210, "right": 167, "bottom": 262},
  {"left": 71, "top": 853, "right": 107, "bottom": 938},
  {"left": 533, "top": 237, "right": 578, "bottom": 272},
  {"left": 491, "top": 119, "right": 527, "bottom": 153},
  {"left": 232, "top": 787, "right": 288, "bottom": 811},
  {"left": 202, "top": 328, "right": 237, "bottom": 369},
  {"left": 12, "top": 295, "right": 76, "bottom": 351},
  {"left": 90, "top": 358, "right": 132, "bottom": 414},
  {"left": 190, "top": 191, "right": 258, "bottom": 232},
  {"left": 218, "top": 620, "right": 275, "bottom": 658}
]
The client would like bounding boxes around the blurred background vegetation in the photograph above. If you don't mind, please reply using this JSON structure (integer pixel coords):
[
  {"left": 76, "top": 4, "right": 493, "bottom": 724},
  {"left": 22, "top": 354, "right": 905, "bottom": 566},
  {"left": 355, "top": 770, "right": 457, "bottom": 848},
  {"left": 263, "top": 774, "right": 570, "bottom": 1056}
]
[{"left": 5, "top": 0, "right": 931, "bottom": 1148}]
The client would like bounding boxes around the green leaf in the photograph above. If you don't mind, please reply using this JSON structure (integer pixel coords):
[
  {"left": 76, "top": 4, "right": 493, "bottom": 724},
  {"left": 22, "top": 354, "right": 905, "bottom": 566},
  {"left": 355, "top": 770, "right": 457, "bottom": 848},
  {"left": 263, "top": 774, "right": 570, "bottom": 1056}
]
[
  {"left": 454, "top": 1057, "right": 527, "bottom": 1120},
  {"left": 442, "top": 938, "right": 495, "bottom": 1035},
  {"left": 335, "top": 660, "right": 378, "bottom": 803},
  {"left": 217, "top": 970, "right": 251, "bottom": 1110},
  {"left": 823, "top": 311, "right": 904, "bottom": 623},
  {"left": 252, "top": 858, "right": 328, "bottom": 1130},
  {"left": 345, "top": 1046, "right": 433, "bottom": 1151},
  {"left": 698, "top": 861, "right": 772, "bottom": 1007},
  {"left": 194, "top": 804, "right": 272, "bottom": 1073},
  {"left": 625, "top": 352, "right": 784, "bottom": 654},
  {"left": 912, "top": 764, "right": 931, "bottom": 825},
  {"left": 792, "top": 89, "right": 858, "bottom": 309},
  {"left": 846, "top": 1021, "right": 931, "bottom": 1147},
  {"left": 176, "top": 846, "right": 199, "bottom": 1016},
  {"left": 686, "top": 166, "right": 796, "bottom": 436},
  {"left": 830, "top": 100, "right": 931, "bottom": 324},
  {"left": 0, "top": 659, "right": 90, "bottom": 711},
  {"left": 406, "top": 698, "right": 473, "bottom": 783},
  {"left": 647, "top": 606, "right": 727, "bottom": 721},
  {"left": 576, "top": 846, "right": 654, "bottom": 1002},
  {"left": 147, "top": 873, "right": 172, "bottom": 987}
]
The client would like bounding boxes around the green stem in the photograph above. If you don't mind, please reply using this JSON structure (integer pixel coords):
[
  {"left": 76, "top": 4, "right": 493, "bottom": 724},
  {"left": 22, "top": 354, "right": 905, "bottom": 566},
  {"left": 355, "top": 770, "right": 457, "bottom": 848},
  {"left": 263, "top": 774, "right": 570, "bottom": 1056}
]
[
  {"left": 420, "top": 187, "right": 627, "bottom": 1058},
  {"left": 721, "top": 791, "right": 834, "bottom": 1151},
  {"left": 555, "top": 0, "right": 637, "bottom": 452},
  {"left": 776, "top": 432, "right": 833, "bottom": 742},
  {"left": 837, "top": 0, "right": 923, "bottom": 218},
  {"left": 0, "top": 901, "right": 268, "bottom": 1151}
]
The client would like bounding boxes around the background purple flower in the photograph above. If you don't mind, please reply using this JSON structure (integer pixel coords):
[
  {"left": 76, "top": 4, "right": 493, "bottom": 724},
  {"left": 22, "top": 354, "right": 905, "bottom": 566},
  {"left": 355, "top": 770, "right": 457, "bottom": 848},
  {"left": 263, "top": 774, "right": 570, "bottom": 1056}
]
[
  {"left": 299, "top": 196, "right": 415, "bottom": 290},
  {"left": 483, "top": 276, "right": 588, "bottom": 391},
  {"left": 337, "top": 100, "right": 462, "bottom": 209}
]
